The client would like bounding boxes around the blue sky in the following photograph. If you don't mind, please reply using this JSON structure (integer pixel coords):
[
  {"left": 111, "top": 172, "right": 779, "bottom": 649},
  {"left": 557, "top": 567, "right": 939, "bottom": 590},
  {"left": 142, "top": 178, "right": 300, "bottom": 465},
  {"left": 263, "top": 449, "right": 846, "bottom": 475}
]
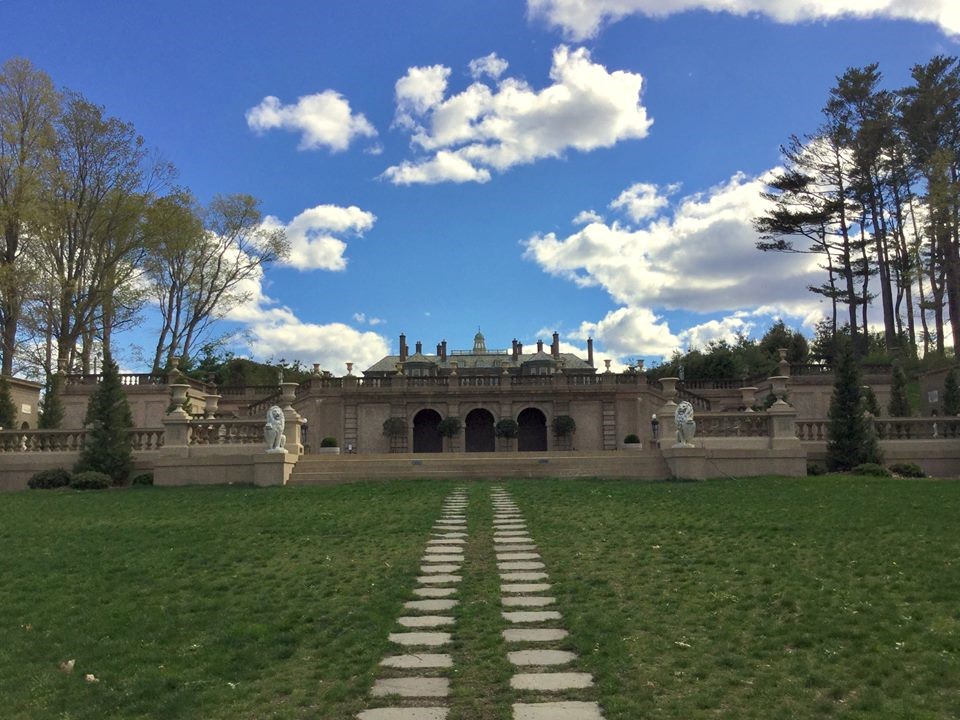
[{"left": 4, "top": 0, "right": 957, "bottom": 372}]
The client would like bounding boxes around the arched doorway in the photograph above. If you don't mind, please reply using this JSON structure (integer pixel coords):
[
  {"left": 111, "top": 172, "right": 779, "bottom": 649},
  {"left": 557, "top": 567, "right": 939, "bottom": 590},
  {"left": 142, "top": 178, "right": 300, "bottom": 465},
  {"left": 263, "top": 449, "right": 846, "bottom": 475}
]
[
  {"left": 517, "top": 408, "right": 548, "bottom": 452},
  {"left": 465, "top": 408, "right": 495, "bottom": 452},
  {"left": 413, "top": 409, "right": 443, "bottom": 453}
]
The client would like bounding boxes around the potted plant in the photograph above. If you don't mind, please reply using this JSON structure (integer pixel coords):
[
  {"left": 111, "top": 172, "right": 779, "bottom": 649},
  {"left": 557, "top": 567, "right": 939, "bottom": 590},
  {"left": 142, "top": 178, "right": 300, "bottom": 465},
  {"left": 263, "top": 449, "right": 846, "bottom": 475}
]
[
  {"left": 495, "top": 418, "right": 519, "bottom": 452},
  {"left": 318, "top": 436, "right": 340, "bottom": 455},
  {"left": 623, "top": 433, "right": 642, "bottom": 450},
  {"left": 382, "top": 416, "right": 407, "bottom": 453},
  {"left": 551, "top": 414, "right": 576, "bottom": 450},
  {"left": 438, "top": 416, "right": 461, "bottom": 452}
]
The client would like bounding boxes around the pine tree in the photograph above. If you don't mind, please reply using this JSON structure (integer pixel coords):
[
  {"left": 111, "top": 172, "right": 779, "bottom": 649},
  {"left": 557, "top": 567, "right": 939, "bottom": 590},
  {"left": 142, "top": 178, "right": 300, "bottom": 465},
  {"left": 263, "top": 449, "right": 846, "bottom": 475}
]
[
  {"left": 862, "top": 385, "right": 881, "bottom": 416},
  {"left": 888, "top": 364, "right": 911, "bottom": 417},
  {"left": 0, "top": 375, "right": 16, "bottom": 429},
  {"left": 944, "top": 368, "right": 960, "bottom": 416},
  {"left": 826, "top": 340, "right": 883, "bottom": 471},
  {"left": 37, "top": 373, "right": 65, "bottom": 429},
  {"left": 75, "top": 352, "right": 134, "bottom": 484}
]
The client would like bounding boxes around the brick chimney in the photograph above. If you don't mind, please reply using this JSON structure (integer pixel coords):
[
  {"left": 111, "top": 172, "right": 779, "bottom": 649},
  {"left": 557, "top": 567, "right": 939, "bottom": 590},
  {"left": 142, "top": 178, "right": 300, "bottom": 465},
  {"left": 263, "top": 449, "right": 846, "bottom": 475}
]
[
  {"left": 436, "top": 342, "right": 442, "bottom": 357},
  {"left": 399, "top": 333, "right": 408, "bottom": 362},
  {"left": 441, "top": 340, "right": 447, "bottom": 361},
  {"left": 537, "top": 339, "right": 544, "bottom": 353},
  {"left": 551, "top": 332, "right": 560, "bottom": 358},
  {"left": 517, "top": 341, "right": 523, "bottom": 355},
  {"left": 415, "top": 340, "right": 422, "bottom": 354},
  {"left": 511, "top": 339, "right": 518, "bottom": 361},
  {"left": 587, "top": 338, "right": 594, "bottom": 367}
]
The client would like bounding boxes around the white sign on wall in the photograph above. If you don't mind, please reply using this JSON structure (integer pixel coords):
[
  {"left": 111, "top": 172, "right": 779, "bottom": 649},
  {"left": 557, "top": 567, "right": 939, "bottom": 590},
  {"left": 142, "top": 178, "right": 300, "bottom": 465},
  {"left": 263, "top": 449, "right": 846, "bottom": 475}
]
[
  {"left": 928, "top": 390, "right": 939, "bottom": 404},
  {"left": 21, "top": 403, "right": 32, "bottom": 414}
]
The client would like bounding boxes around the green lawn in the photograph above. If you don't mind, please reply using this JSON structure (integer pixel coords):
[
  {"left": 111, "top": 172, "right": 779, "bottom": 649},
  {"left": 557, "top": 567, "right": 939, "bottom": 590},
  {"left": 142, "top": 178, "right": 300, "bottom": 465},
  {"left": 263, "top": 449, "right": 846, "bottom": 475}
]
[{"left": 1, "top": 477, "right": 958, "bottom": 719}]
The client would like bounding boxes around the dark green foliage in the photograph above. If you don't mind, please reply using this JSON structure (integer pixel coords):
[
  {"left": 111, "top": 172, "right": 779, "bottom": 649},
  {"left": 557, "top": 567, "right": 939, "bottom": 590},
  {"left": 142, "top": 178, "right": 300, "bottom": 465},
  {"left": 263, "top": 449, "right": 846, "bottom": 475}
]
[
  {"left": 27, "top": 468, "right": 72, "bottom": 489},
  {"left": 74, "top": 352, "right": 134, "bottom": 484},
  {"left": 862, "top": 385, "right": 881, "bottom": 416},
  {"left": 888, "top": 365, "right": 911, "bottom": 416},
  {"left": 826, "top": 340, "right": 883, "bottom": 471},
  {"left": 0, "top": 375, "right": 16, "bottom": 429},
  {"left": 70, "top": 470, "right": 111, "bottom": 490},
  {"left": 495, "top": 418, "right": 519, "bottom": 438},
  {"left": 37, "top": 373, "right": 65, "bottom": 429},
  {"left": 758, "top": 320, "right": 809, "bottom": 363},
  {"left": 623, "top": 433, "right": 641, "bottom": 444},
  {"left": 382, "top": 416, "right": 406, "bottom": 437},
  {"left": 806, "top": 462, "right": 825, "bottom": 476},
  {"left": 853, "top": 462, "right": 891, "bottom": 477},
  {"left": 944, "top": 368, "right": 959, "bottom": 416},
  {"left": 551, "top": 414, "right": 576, "bottom": 436},
  {"left": 438, "top": 416, "right": 461, "bottom": 438},
  {"left": 131, "top": 473, "right": 154, "bottom": 486},
  {"left": 320, "top": 436, "right": 338, "bottom": 447},
  {"left": 186, "top": 345, "right": 314, "bottom": 387},
  {"left": 889, "top": 462, "right": 925, "bottom": 478}
]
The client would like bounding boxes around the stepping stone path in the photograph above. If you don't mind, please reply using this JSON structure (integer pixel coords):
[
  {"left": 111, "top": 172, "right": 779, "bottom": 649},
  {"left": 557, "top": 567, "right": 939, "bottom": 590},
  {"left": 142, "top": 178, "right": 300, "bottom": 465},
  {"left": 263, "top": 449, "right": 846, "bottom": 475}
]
[
  {"left": 357, "top": 489, "right": 468, "bottom": 720},
  {"left": 491, "top": 488, "right": 605, "bottom": 720}
]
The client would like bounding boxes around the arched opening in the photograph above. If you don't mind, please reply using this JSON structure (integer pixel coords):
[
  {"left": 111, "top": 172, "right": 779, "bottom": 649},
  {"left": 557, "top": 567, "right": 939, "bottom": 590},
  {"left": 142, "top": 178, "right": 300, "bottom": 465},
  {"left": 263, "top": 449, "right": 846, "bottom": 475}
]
[
  {"left": 517, "top": 408, "right": 548, "bottom": 452},
  {"left": 20, "top": 421, "right": 30, "bottom": 430},
  {"left": 465, "top": 408, "right": 495, "bottom": 452},
  {"left": 413, "top": 409, "right": 443, "bottom": 453}
]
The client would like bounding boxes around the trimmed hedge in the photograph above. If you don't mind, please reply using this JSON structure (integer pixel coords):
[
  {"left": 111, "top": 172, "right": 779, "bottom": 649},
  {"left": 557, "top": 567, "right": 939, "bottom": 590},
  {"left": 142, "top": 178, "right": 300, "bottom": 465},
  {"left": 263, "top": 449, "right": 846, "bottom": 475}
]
[
  {"left": 889, "top": 462, "right": 925, "bottom": 478},
  {"left": 28, "top": 468, "right": 72, "bottom": 490},
  {"left": 623, "top": 434, "right": 641, "bottom": 444},
  {"left": 70, "top": 471, "right": 112, "bottom": 490}
]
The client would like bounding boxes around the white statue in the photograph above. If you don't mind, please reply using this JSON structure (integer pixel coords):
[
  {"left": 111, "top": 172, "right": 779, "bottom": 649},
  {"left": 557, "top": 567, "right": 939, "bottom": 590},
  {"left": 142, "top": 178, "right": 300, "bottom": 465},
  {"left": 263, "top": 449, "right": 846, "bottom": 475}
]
[
  {"left": 264, "top": 405, "right": 287, "bottom": 453},
  {"left": 674, "top": 400, "right": 696, "bottom": 448}
]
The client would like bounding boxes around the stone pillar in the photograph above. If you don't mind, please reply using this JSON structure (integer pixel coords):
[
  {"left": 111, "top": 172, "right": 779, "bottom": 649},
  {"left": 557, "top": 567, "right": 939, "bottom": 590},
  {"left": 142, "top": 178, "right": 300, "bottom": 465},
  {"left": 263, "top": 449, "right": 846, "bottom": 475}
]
[
  {"left": 658, "top": 377, "right": 680, "bottom": 446},
  {"left": 279, "top": 381, "right": 304, "bottom": 454},
  {"left": 164, "top": 382, "right": 192, "bottom": 446},
  {"left": 768, "top": 402, "right": 799, "bottom": 449}
]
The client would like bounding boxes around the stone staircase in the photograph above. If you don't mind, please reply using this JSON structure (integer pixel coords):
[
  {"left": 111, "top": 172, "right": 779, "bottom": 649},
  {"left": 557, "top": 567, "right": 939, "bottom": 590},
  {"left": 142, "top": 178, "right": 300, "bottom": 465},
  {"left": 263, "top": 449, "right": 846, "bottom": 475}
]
[{"left": 288, "top": 450, "right": 671, "bottom": 485}]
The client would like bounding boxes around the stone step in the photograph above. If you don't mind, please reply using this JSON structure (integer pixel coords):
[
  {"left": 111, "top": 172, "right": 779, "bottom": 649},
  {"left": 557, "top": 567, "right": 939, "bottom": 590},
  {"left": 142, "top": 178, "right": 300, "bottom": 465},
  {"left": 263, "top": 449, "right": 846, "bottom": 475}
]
[
  {"left": 507, "top": 649, "right": 577, "bottom": 666},
  {"left": 388, "top": 632, "right": 451, "bottom": 647},
  {"left": 502, "top": 628, "right": 569, "bottom": 643},
  {"left": 512, "top": 701, "right": 604, "bottom": 719},
  {"left": 358, "top": 708, "right": 448, "bottom": 720},
  {"left": 371, "top": 677, "right": 449, "bottom": 698},
  {"left": 511, "top": 672, "right": 594, "bottom": 691},
  {"left": 380, "top": 653, "right": 453, "bottom": 669}
]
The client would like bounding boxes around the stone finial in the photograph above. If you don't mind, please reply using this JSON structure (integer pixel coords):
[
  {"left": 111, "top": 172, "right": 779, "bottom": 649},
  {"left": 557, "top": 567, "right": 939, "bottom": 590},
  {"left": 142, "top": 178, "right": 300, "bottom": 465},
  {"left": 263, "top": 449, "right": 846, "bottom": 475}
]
[{"left": 346, "top": 362, "right": 354, "bottom": 376}]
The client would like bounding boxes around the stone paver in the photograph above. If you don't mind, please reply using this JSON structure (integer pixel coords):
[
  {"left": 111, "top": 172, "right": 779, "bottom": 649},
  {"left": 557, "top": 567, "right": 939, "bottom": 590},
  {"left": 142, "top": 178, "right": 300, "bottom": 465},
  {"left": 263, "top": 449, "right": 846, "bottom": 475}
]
[
  {"left": 380, "top": 653, "right": 453, "bottom": 669},
  {"left": 397, "top": 615, "right": 455, "bottom": 628},
  {"left": 502, "top": 610, "right": 562, "bottom": 623},
  {"left": 432, "top": 532, "right": 467, "bottom": 538},
  {"left": 495, "top": 532, "right": 531, "bottom": 539},
  {"left": 388, "top": 631, "right": 451, "bottom": 647},
  {"left": 495, "top": 544, "right": 537, "bottom": 552},
  {"left": 502, "top": 596, "right": 555, "bottom": 608},
  {"left": 496, "top": 552, "right": 541, "bottom": 561},
  {"left": 417, "top": 574, "right": 461, "bottom": 584},
  {"left": 358, "top": 708, "right": 449, "bottom": 720},
  {"left": 425, "top": 544, "right": 465, "bottom": 552},
  {"left": 423, "top": 553, "right": 465, "bottom": 562},
  {"left": 498, "top": 561, "right": 546, "bottom": 571},
  {"left": 501, "top": 583, "right": 551, "bottom": 593},
  {"left": 413, "top": 586, "right": 458, "bottom": 598},
  {"left": 420, "top": 564, "right": 462, "bottom": 574},
  {"left": 405, "top": 599, "right": 459, "bottom": 612},
  {"left": 371, "top": 677, "right": 449, "bottom": 698},
  {"left": 512, "top": 701, "right": 604, "bottom": 719},
  {"left": 511, "top": 673, "right": 594, "bottom": 691},
  {"left": 500, "top": 571, "right": 548, "bottom": 582},
  {"left": 507, "top": 649, "right": 577, "bottom": 666},
  {"left": 502, "top": 628, "right": 569, "bottom": 642}
]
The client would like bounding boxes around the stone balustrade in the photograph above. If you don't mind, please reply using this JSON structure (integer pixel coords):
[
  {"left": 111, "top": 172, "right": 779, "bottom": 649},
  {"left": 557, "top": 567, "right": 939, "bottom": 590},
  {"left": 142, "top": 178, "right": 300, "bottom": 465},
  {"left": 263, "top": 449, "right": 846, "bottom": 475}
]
[
  {"left": 0, "top": 428, "right": 165, "bottom": 453},
  {"left": 795, "top": 419, "right": 827, "bottom": 441},
  {"left": 874, "top": 417, "right": 960, "bottom": 440},
  {"left": 696, "top": 412, "right": 770, "bottom": 438},
  {"left": 187, "top": 418, "right": 265, "bottom": 446}
]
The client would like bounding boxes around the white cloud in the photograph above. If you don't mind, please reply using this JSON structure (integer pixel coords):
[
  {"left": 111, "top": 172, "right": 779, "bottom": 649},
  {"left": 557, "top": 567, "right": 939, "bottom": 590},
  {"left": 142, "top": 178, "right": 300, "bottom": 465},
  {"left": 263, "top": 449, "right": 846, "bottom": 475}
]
[
  {"left": 678, "top": 315, "right": 753, "bottom": 350},
  {"left": 528, "top": 0, "right": 960, "bottom": 40},
  {"left": 469, "top": 52, "right": 510, "bottom": 80},
  {"left": 227, "top": 270, "right": 389, "bottom": 371},
  {"left": 383, "top": 45, "right": 652, "bottom": 184},
  {"left": 571, "top": 307, "right": 681, "bottom": 358},
  {"left": 264, "top": 204, "right": 376, "bottom": 271},
  {"left": 573, "top": 209, "right": 604, "bottom": 225},
  {"left": 609, "top": 182, "right": 677, "bottom": 222},
  {"left": 353, "top": 312, "right": 386, "bottom": 326},
  {"left": 246, "top": 91, "right": 377, "bottom": 151}
]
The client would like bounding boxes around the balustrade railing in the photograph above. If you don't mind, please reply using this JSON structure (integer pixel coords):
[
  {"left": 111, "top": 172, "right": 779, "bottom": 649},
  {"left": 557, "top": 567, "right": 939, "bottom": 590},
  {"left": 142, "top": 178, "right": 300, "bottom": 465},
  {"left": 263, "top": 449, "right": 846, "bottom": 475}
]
[
  {"left": 0, "top": 428, "right": 165, "bottom": 452},
  {"left": 187, "top": 418, "right": 263, "bottom": 446},
  {"left": 696, "top": 413, "right": 770, "bottom": 438},
  {"left": 875, "top": 417, "right": 959, "bottom": 440},
  {"left": 795, "top": 419, "right": 827, "bottom": 441}
]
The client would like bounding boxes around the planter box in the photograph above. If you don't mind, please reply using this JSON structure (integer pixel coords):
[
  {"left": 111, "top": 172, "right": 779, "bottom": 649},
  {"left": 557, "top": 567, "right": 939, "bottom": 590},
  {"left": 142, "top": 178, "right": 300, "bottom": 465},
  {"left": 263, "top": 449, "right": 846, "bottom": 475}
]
[{"left": 317, "top": 447, "right": 341, "bottom": 455}]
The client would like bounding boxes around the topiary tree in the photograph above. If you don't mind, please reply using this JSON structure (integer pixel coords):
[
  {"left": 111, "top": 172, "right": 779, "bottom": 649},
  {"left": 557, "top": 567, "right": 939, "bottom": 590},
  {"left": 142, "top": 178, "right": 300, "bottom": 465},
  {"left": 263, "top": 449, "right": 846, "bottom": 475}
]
[
  {"left": 74, "top": 352, "right": 134, "bottom": 484},
  {"left": 438, "top": 416, "right": 461, "bottom": 438},
  {"left": 862, "top": 385, "right": 880, "bottom": 417},
  {"left": 495, "top": 418, "right": 518, "bottom": 438},
  {"left": 382, "top": 416, "right": 407, "bottom": 452},
  {"left": 0, "top": 375, "right": 15, "bottom": 429},
  {"left": 888, "top": 364, "right": 911, "bottom": 417},
  {"left": 826, "top": 340, "right": 882, "bottom": 471},
  {"left": 38, "top": 373, "right": 65, "bottom": 429},
  {"left": 944, "top": 368, "right": 959, "bottom": 416},
  {"left": 551, "top": 414, "right": 576, "bottom": 436}
]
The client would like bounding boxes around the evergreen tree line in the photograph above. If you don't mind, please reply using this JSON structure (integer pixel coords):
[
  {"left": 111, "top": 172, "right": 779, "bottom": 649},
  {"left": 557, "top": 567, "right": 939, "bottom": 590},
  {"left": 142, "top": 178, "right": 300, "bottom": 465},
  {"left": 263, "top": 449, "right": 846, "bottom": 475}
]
[
  {"left": 0, "top": 57, "right": 290, "bottom": 385},
  {"left": 756, "top": 56, "right": 960, "bottom": 359}
]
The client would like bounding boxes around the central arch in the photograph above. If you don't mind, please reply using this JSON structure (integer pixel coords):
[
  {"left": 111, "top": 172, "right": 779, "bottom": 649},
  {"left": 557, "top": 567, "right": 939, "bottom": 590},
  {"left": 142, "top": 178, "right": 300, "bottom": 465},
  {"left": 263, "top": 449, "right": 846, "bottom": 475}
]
[
  {"left": 465, "top": 408, "right": 495, "bottom": 452},
  {"left": 517, "top": 407, "right": 548, "bottom": 452},
  {"left": 413, "top": 409, "right": 443, "bottom": 453}
]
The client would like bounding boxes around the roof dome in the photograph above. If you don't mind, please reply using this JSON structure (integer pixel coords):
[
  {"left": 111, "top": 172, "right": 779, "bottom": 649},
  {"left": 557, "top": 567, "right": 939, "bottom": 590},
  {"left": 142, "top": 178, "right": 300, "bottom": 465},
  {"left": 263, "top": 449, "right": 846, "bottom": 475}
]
[{"left": 472, "top": 330, "right": 487, "bottom": 353}]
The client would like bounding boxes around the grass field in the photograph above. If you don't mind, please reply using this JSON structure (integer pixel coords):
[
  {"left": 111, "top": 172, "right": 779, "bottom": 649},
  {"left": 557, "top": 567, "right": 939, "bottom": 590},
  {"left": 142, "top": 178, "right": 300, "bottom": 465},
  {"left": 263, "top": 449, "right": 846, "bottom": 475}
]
[{"left": 1, "top": 476, "right": 958, "bottom": 719}]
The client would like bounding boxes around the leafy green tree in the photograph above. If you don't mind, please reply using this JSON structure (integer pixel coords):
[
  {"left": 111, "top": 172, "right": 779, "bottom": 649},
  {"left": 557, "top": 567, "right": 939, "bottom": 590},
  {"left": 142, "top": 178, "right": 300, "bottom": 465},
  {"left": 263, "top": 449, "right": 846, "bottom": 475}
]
[
  {"left": 758, "top": 320, "right": 809, "bottom": 363},
  {"left": 888, "top": 364, "right": 911, "bottom": 417},
  {"left": 37, "top": 372, "right": 64, "bottom": 428},
  {"left": 943, "top": 368, "right": 959, "bottom": 416},
  {"left": 826, "top": 340, "right": 883, "bottom": 471},
  {"left": 75, "top": 352, "right": 133, "bottom": 484},
  {"left": 0, "top": 374, "right": 16, "bottom": 428}
]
